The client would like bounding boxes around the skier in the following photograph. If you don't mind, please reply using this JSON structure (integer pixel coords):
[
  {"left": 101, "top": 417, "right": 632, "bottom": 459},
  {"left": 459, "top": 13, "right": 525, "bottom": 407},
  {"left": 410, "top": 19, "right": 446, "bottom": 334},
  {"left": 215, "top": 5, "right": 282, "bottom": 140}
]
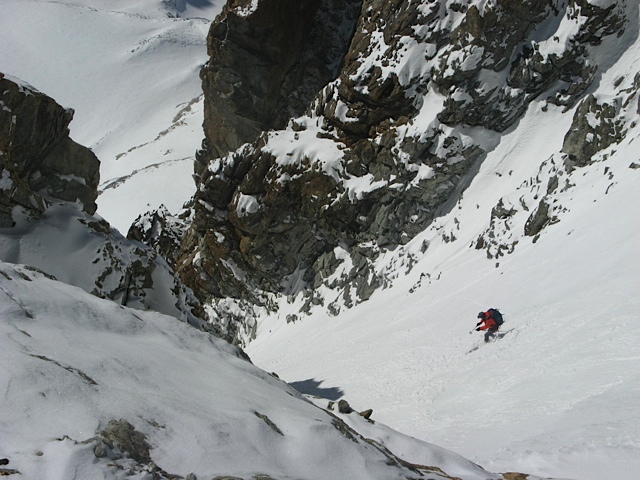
[{"left": 475, "top": 309, "right": 502, "bottom": 343}]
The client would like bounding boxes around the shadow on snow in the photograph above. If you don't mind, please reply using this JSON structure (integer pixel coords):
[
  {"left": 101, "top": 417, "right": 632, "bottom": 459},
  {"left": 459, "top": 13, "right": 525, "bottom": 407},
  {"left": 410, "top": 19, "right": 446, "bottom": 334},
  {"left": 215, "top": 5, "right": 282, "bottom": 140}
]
[{"left": 289, "top": 378, "right": 345, "bottom": 401}]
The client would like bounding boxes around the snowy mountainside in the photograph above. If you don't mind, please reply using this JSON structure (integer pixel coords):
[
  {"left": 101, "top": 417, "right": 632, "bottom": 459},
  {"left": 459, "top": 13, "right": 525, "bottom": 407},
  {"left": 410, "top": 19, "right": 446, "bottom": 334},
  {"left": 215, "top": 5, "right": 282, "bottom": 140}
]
[
  {"left": 1, "top": 0, "right": 639, "bottom": 479},
  {"left": 247, "top": 93, "right": 640, "bottom": 479},
  {"left": 0, "top": 261, "right": 528, "bottom": 480},
  {"left": 0, "top": 71, "right": 532, "bottom": 480},
  {"left": 177, "top": 0, "right": 638, "bottom": 345},
  {"left": 0, "top": 0, "right": 224, "bottom": 232},
  {"left": 246, "top": 19, "right": 640, "bottom": 480}
]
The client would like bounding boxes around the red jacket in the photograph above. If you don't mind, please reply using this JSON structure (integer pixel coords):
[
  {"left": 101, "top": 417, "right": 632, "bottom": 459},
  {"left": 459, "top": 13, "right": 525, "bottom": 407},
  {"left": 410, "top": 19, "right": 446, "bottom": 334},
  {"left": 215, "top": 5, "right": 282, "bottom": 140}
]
[{"left": 478, "top": 313, "right": 498, "bottom": 330}]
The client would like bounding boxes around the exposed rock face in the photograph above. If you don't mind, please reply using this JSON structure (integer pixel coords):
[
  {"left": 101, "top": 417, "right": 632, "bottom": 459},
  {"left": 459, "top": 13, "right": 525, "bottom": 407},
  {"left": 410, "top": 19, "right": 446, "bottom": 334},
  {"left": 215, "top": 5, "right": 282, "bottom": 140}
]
[
  {"left": 96, "top": 419, "right": 152, "bottom": 464},
  {"left": 127, "top": 205, "right": 189, "bottom": 267},
  {"left": 562, "top": 93, "right": 627, "bottom": 167},
  {"left": 0, "top": 73, "right": 100, "bottom": 226},
  {"left": 173, "top": 0, "right": 630, "bottom": 342},
  {"left": 434, "top": 0, "right": 626, "bottom": 129},
  {"left": 199, "top": 0, "right": 362, "bottom": 159}
]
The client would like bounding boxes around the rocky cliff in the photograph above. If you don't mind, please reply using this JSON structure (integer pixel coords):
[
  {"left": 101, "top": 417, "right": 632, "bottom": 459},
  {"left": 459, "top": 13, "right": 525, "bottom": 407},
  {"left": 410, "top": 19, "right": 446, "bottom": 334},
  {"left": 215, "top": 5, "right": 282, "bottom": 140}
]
[
  {"left": 165, "top": 0, "right": 632, "bottom": 343},
  {"left": 0, "top": 73, "right": 100, "bottom": 226},
  {"left": 199, "top": 0, "right": 362, "bottom": 159}
]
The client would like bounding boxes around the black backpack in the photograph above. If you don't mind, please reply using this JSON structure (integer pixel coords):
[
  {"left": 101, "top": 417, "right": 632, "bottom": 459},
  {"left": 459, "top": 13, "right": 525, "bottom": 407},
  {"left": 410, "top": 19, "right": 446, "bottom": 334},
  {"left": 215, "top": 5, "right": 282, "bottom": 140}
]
[{"left": 488, "top": 308, "right": 504, "bottom": 326}]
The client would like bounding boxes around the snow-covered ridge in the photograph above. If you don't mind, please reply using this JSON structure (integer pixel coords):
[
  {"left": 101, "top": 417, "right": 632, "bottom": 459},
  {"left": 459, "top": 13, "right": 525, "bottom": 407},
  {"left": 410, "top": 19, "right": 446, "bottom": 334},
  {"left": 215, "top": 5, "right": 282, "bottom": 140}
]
[{"left": 1, "top": 261, "right": 529, "bottom": 480}]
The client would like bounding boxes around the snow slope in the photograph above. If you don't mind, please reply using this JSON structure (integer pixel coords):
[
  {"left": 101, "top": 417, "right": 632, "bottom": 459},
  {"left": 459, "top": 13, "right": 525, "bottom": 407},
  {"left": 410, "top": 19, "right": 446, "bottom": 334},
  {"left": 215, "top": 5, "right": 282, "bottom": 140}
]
[
  {"left": 248, "top": 141, "right": 640, "bottom": 479},
  {"left": 0, "top": 261, "right": 510, "bottom": 480},
  {"left": 0, "top": 0, "right": 224, "bottom": 232},
  {"left": 246, "top": 45, "right": 640, "bottom": 480}
]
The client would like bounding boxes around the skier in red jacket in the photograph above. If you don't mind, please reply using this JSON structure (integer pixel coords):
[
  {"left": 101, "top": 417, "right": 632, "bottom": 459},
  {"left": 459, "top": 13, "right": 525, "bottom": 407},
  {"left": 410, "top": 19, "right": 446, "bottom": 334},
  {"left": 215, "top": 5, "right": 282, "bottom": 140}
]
[{"left": 475, "top": 310, "right": 500, "bottom": 343}]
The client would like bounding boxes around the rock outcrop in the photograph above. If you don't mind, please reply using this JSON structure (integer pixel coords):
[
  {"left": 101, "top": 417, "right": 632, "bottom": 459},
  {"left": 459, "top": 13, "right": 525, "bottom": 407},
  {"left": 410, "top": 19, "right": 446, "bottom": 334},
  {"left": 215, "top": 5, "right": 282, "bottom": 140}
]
[
  {"left": 0, "top": 73, "right": 100, "bottom": 226},
  {"left": 562, "top": 92, "right": 628, "bottom": 167},
  {"left": 170, "top": 0, "right": 631, "bottom": 343},
  {"left": 199, "top": 0, "right": 362, "bottom": 159},
  {"left": 127, "top": 205, "right": 189, "bottom": 267}
]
